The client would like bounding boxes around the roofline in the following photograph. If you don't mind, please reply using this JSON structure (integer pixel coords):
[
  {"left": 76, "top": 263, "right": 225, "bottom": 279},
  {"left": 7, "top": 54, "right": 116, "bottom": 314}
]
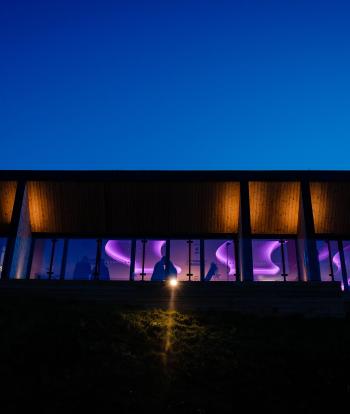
[{"left": 0, "top": 170, "right": 350, "bottom": 182}]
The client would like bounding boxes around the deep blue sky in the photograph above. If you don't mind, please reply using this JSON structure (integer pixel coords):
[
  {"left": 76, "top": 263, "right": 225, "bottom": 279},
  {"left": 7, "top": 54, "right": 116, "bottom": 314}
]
[{"left": 1, "top": 0, "right": 350, "bottom": 170}]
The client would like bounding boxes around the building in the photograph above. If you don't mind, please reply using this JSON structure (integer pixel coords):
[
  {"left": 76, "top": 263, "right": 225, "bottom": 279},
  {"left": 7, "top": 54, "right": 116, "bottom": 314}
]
[{"left": 0, "top": 170, "right": 349, "bottom": 314}]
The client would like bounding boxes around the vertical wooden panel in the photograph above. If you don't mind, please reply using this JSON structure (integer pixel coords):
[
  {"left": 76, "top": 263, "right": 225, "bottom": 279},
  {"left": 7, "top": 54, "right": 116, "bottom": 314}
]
[
  {"left": 0, "top": 181, "right": 17, "bottom": 233},
  {"left": 249, "top": 182, "right": 300, "bottom": 234},
  {"left": 310, "top": 182, "right": 350, "bottom": 234}
]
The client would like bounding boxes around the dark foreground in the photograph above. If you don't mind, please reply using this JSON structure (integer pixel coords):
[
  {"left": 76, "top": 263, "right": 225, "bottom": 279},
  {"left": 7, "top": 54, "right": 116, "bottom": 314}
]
[{"left": 0, "top": 298, "right": 349, "bottom": 413}]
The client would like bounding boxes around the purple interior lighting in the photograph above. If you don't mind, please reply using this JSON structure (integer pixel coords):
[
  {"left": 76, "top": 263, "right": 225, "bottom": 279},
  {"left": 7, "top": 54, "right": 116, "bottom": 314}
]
[
  {"left": 105, "top": 239, "right": 293, "bottom": 280},
  {"left": 253, "top": 240, "right": 281, "bottom": 276},
  {"left": 215, "top": 242, "right": 236, "bottom": 276},
  {"left": 105, "top": 240, "right": 181, "bottom": 275}
]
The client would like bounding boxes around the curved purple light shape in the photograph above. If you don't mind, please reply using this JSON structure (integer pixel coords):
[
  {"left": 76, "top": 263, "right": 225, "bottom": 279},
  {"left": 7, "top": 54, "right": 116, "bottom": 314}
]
[
  {"left": 105, "top": 240, "right": 181, "bottom": 275},
  {"left": 215, "top": 242, "right": 235, "bottom": 276},
  {"left": 253, "top": 240, "right": 281, "bottom": 276},
  {"left": 105, "top": 240, "right": 131, "bottom": 266}
]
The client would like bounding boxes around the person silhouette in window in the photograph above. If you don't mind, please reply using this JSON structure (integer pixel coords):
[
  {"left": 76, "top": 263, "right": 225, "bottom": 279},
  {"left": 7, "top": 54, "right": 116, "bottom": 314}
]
[
  {"left": 73, "top": 256, "right": 91, "bottom": 280},
  {"left": 92, "top": 259, "right": 110, "bottom": 281},
  {"left": 151, "top": 256, "right": 166, "bottom": 281},
  {"left": 204, "top": 262, "right": 218, "bottom": 281},
  {"left": 166, "top": 259, "right": 178, "bottom": 281}
]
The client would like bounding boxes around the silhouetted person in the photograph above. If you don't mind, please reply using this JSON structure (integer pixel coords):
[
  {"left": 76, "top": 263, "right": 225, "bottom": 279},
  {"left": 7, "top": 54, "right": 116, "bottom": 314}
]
[
  {"left": 204, "top": 262, "right": 218, "bottom": 281},
  {"left": 165, "top": 260, "right": 178, "bottom": 280},
  {"left": 151, "top": 256, "right": 166, "bottom": 281},
  {"left": 73, "top": 256, "right": 91, "bottom": 280}
]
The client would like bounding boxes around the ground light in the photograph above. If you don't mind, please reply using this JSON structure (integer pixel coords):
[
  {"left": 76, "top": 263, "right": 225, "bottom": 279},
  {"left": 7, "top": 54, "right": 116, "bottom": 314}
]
[{"left": 168, "top": 278, "right": 178, "bottom": 287}]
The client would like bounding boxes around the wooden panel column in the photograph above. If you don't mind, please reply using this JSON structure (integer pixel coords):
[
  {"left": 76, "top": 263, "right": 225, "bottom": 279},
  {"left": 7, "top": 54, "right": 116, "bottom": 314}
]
[
  {"left": 238, "top": 181, "right": 254, "bottom": 281},
  {"left": 297, "top": 180, "right": 321, "bottom": 282}
]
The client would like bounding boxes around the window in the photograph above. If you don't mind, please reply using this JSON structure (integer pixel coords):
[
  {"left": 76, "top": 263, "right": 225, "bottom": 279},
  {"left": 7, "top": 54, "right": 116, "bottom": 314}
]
[
  {"left": 252, "top": 239, "right": 299, "bottom": 282},
  {"left": 134, "top": 239, "right": 166, "bottom": 281},
  {"left": 30, "top": 239, "right": 64, "bottom": 280},
  {"left": 170, "top": 240, "right": 200, "bottom": 281},
  {"left": 65, "top": 239, "right": 97, "bottom": 280},
  {"left": 0, "top": 237, "right": 7, "bottom": 277},
  {"left": 204, "top": 239, "right": 236, "bottom": 281},
  {"left": 317, "top": 240, "right": 350, "bottom": 289},
  {"left": 103, "top": 239, "right": 131, "bottom": 281}
]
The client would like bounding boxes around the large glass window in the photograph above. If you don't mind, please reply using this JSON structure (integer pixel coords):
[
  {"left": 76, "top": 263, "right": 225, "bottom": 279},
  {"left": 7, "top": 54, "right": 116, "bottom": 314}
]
[
  {"left": 0, "top": 237, "right": 7, "bottom": 277},
  {"left": 170, "top": 240, "right": 200, "bottom": 281},
  {"left": 102, "top": 239, "right": 131, "bottom": 281},
  {"left": 134, "top": 239, "right": 166, "bottom": 281},
  {"left": 65, "top": 239, "right": 97, "bottom": 280},
  {"left": 252, "top": 239, "right": 299, "bottom": 282},
  {"left": 30, "top": 239, "right": 64, "bottom": 280},
  {"left": 317, "top": 240, "right": 350, "bottom": 288},
  {"left": 204, "top": 239, "right": 236, "bottom": 281}
]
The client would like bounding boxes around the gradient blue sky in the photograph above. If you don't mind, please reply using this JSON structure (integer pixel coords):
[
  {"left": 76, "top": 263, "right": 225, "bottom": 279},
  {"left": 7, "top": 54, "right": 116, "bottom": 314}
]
[{"left": 1, "top": 0, "right": 350, "bottom": 170}]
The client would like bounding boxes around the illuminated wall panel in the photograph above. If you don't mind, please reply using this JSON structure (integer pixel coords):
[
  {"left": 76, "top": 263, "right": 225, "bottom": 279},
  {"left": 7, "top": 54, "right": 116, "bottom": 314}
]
[{"left": 249, "top": 182, "right": 300, "bottom": 234}]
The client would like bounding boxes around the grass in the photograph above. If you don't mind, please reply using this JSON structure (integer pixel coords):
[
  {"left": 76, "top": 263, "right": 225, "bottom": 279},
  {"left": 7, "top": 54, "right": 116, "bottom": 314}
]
[{"left": 0, "top": 297, "right": 349, "bottom": 412}]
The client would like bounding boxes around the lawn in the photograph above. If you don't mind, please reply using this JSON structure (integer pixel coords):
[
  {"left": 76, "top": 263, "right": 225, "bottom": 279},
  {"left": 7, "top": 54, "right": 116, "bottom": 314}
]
[{"left": 0, "top": 297, "right": 349, "bottom": 412}]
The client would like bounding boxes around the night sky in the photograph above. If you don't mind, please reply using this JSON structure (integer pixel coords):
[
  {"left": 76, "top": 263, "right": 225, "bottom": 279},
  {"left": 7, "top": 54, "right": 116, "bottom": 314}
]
[{"left": 1, "top": 0, "right": 350, "bottom": 169}]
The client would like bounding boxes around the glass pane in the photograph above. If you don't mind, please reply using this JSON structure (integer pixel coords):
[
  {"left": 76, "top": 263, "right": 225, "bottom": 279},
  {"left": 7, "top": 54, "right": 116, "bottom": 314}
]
[
  {"left": 343, "top": 241, "right": 350, "bottom": 288},
  {"left": 204, "top": 239, "right": 236, "bottom": 281},
  {"left": 170, "top": 240, "right": 200, "bottom": 281},
  {"left": 0, "top": 237, "right": 7, "bottom": 277},
  {"left": 65, "top": 239, "right": 97, "bottom": 280},
  {"left": 134, "top": 240, "right": 166, "bottom": 281},
  {"left": 317, "top": 240, "right": 347, "bottom": 286},
  {"left": 30, "top": 239, "right": 64, "bottom": 280},
  {"left": 253, "top": 239, "right": 298, "bottom": 282},
  {"left": 103, "top": 239, "right": 131, "bottom": 281}
]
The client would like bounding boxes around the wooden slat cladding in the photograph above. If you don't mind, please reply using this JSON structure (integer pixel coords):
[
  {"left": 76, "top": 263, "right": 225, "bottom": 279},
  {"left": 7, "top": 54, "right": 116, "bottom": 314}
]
[
  {"left": 27, "top": 181, "right": 240, "bottom": 235},
  {"left": 0, "top": 181, "right": 17, "bottom": 232},
  {"left": 28, "top": 182, "right": 106, "bottom": 234},
  {"left": 310, "top": 182, "right": 350, "bottom": 234},
  {"left": 249, "top": 182, "right": 300, "bottom": 234}
]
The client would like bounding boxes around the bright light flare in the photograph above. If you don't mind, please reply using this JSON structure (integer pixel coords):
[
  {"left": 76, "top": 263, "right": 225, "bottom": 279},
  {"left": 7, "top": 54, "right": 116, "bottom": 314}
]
[{"left": 168, "top": 278, "right": 178, "bottom": 288}]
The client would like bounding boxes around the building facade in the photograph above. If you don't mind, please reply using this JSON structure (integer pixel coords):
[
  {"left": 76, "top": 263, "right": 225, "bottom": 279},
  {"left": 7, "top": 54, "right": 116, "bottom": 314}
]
[{"left": 0, "top": 170, "right": 349, "bottom": 290}]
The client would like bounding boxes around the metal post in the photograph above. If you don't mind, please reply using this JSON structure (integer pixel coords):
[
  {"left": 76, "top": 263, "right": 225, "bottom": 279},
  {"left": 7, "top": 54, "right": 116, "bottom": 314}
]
[
  {"left": 140, "top": 239, "right": 147, "bottom": 281},
  {"left": 187, "top": 240, "right": 193, "bottom": 281},
  {"left": 130, "top": 239, "right": 136, "bottom": 281},
  {"left": 60, "top": 238, "right": 69, "bottom": 281},
  {"left": 47, "top": 239, "right": 57, "bottom": 280},
  {"left": 337, "top": 240, "right": 349, "bottom": 291},
  {"left": 279, "top": 239, "right": 288, "bottom": 282},
  {"left": 225, "top": 241, "right": 231, "bottom": 281},
  {"left": 234, "top": 238, "right": 240, "bottom": 282},
  {"left": 93, "top": 239, "right": 102, "bottom": 281},
  {"left": 200, "top": 239, "right": 205, "bottom": 282},
  {"left": 165, "top": 239, "right": 170, "bottom": 278},
  {"left": 326, "top": 240, "right": 335, "bottom": 282},
  {"left": 25, "top": 238, "right": 35, "bottom": 280},
  {"left": 294, "top": 237, "right": 302, "bottom": 282}
]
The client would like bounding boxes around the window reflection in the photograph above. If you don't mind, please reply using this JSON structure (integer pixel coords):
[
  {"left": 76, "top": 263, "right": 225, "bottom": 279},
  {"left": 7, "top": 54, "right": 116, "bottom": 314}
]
[
  {"left": 317, "top": 240, "right": 350, "bottom": 289},
  {"left": 134, "top": 240, "right": 166, "bottom": 281},
  {"left": 103, "top": 239, "right": 131, "bottom": 280},
  {"left": 65, "top": 239, "right": 96, "bottom": 280},
  {"left": 0, "top": 237, "right": 7, "bottom": 277},
  {"left": 252, "top": 239, "right": 299, "bottom": 282},
  {"left": 204, "top": 239, "right": 236, "bottom": 281},
  {"left": 170, "top": 240, "right": 200, "bottom": 281},
  {"left": 30, "top": 239, "right": 64, "bottom": 280}
]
